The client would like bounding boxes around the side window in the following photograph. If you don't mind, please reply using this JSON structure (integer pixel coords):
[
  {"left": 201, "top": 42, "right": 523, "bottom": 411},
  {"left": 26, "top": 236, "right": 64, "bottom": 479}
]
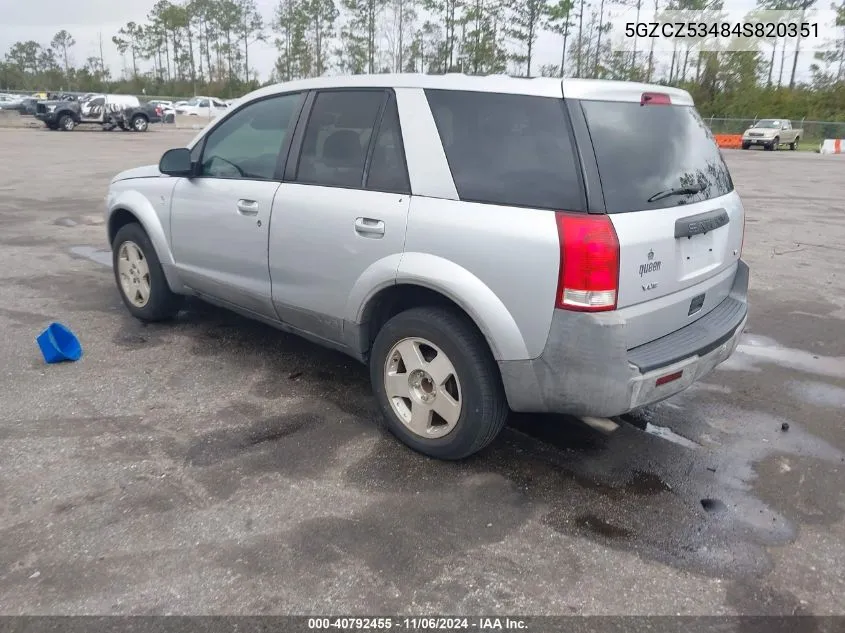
[
  {"left": 90, "top": 98, "right": 104, "bottom": 107},
  {"left": 295, "top": 90, "right": 385, "bottom": 188},
  {"left": 199, "top": 99, "right": 209, "bottom": 108},
  {"left": 200, "top": 93, "right": 301, "bottom": 180},
  {"left": 424, "top": 89, "right": 583, "bottom": 210},
  {"left": 366, "top": 96, "right": 410, "bottom": 194}
]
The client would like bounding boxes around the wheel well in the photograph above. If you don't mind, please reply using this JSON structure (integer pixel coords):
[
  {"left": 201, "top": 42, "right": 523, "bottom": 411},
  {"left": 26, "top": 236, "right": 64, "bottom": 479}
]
[
  {"left": 132, "top": 112, "right": 148, "bottom": 120},
  {"left": 362, "top": 284, "right": 493, "bottom": 360},
  {"left": 108, "top": 208, "right": 141, "bottom": 245}
]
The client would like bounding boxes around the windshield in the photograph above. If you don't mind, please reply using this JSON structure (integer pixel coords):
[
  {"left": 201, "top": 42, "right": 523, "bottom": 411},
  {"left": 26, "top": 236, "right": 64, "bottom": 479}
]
[
  {"left": 580, "top": 100, "right": 734, "bottom": 213},
  {"left": 754, "top": 120, "right": 782, "bottom": 128}
]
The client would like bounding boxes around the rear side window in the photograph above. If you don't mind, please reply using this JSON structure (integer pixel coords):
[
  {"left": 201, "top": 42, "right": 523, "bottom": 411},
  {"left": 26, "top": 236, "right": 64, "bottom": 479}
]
[
  {"left": 580, "top": 100, "right": 734, "bottom": 214},
  {"left": 424, "top": 89, "right": 584, "bottom": 211}
]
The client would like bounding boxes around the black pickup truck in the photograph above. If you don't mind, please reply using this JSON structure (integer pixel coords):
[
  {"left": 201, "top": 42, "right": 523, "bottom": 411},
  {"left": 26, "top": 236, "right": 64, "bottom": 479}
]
[{"left": 35, "top": 94, "right": 161, "bottom": 131}]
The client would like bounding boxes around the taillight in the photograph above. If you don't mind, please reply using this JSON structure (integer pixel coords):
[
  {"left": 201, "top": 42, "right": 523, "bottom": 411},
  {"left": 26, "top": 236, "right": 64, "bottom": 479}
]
[
  {"left": 555, "top": 212, "right": 620, "bottom": 312},
  {"left": 641, "top": 92, "right": 671, "bottom": 106}
]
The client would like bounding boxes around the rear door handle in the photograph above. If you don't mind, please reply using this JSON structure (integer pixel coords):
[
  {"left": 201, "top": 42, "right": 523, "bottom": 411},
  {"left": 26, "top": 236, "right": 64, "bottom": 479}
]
[
  {"left": 355, "top": 217, "right": 385, "bottom": 238},
  {"left": 237, "top": 199, "right": 259, "bottom": 216}
]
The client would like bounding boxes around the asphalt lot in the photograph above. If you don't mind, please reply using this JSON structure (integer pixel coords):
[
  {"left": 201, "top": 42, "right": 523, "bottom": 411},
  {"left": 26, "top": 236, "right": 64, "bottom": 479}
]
[{"left": 1, "top": 127, "right": 844, "bottom": 616}]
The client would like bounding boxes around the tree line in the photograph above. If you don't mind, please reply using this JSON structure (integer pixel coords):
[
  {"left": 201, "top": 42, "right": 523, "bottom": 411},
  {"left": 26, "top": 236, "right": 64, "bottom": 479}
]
[{"left": 2, "top": 0, "right": 844, "bottom": 119}]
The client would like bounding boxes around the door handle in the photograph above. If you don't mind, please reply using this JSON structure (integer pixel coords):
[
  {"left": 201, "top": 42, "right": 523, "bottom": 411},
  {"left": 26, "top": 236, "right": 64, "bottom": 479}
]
[
  {"left": 354, "top": 217, "right": 385, "bottom": 238},
  {"left": 237, "top": 199, "right": 259, "bottom": 216}
]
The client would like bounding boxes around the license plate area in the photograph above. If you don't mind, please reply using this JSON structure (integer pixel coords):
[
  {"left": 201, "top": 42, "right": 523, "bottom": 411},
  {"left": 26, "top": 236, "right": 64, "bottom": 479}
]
[
  {"left": 675, "top": 208, "right": 727, "bottom": 280},
  {"left": 680, "top": 232, "right": 718, "bottom": 272}
]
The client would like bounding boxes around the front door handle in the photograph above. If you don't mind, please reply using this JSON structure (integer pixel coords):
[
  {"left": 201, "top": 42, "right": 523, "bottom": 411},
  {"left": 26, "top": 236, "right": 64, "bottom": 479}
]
[
  {"left": 237, "top": 199, "right": 259, "bottom": 216},
  {"left": 355, "top": 217, "right": 385, "bottom": 238}
]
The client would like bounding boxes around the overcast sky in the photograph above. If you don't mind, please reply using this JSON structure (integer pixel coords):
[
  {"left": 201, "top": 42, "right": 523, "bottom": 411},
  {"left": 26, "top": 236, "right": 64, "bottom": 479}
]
[{"left": 0, "top": 0, "right": 828, "bottom": 84}]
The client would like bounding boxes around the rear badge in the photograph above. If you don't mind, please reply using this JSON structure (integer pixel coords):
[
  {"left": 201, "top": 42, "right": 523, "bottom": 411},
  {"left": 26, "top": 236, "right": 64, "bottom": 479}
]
[
  {"left": 689, "top": 293, "right": 705, "bottom": 315},
  {"left": 639, "top": 249, "right": 662, "bottom": 281}
]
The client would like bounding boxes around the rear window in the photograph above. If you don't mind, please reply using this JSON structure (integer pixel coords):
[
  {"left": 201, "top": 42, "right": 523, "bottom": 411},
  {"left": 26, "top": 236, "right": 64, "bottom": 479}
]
[
  {"left": 580, "top": 100, "right": 733, "bottom": 214},
  {"left": 424, "top": 89, "right": 584, "bottom": 211}
]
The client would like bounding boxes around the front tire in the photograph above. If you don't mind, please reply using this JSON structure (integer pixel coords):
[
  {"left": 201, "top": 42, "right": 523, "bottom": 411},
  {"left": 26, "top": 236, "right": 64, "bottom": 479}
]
[
  {"left": 370, "top": 306, "right": 508, "bottom": 460},
  {"left": 112, "top": 223, "right": 182, "bottom": 322},
  {"left": 58, "top": 114, "right": 75, "bottom": 131},
  {"left": 741, "top": 142, "right": 750, "bottom": 150}
]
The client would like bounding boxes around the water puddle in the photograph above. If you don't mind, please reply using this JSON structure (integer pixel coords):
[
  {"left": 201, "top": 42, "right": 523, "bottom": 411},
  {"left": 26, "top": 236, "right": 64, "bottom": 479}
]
[
  {"left": 719, "top": 333, "right": 845, "bottom": 380},
  {"left": 69, "top": 246, "right": 112, "bottom": 268},
  {"left": 787, "top": 380, "right": 845, "bottom": 409}
]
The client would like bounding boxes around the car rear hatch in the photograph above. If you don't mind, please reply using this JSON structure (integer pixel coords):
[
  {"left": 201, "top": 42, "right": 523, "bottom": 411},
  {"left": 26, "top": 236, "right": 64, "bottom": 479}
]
[{"left": 566, "top": 84, "right": 745, "bottom": 349}]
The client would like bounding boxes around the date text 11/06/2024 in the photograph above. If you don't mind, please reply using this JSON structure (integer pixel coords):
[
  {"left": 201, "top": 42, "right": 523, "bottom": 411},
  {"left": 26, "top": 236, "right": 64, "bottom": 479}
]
[{"left": 307, "top": 617, "right": 528, "bottom": 631}]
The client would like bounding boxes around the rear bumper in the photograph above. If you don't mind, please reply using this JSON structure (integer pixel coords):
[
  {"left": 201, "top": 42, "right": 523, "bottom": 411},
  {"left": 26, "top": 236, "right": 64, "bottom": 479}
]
[{"left": 499, "top": 260, "right": 749, "bottom": 417}]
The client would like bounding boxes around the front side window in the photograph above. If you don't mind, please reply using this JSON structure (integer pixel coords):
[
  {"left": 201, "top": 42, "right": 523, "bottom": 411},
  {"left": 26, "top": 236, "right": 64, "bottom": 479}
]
[
  {"left": 200, "top": 93, "right": 302, "bottom": 180},
  {"left": 295, "top": 90, "right": 385, "bottom": 189}
]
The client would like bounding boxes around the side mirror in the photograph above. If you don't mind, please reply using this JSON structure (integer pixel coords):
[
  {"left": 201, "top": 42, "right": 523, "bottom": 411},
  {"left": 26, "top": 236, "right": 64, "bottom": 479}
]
[{"left": 159, "top": 147, "right": 193, "bottom": 177}]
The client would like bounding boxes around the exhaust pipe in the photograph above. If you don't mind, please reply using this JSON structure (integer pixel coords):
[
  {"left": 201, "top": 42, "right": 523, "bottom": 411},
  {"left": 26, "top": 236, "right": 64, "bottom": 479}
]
[{"left": 580, "top": 416, "right": 620, "bottom": 434}]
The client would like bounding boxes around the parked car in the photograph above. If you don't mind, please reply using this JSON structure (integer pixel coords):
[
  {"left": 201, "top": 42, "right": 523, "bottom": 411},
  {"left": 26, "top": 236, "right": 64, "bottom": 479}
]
[
  {"left": 148, "top": 100, "right": 176, "bottom": 123},
  {"left": 175, "top": 96, "right": 228, "bottom": 117},
  {"left": 1, "top": 97, "right": 38, "bottom": 114},
  {"left": 104, "top": 74, "right": 749, "bottom": 460},
  {"left": 741, "top": 119, "right": 803, "bottom": 150},
  {"left": 35, "top": 93, "right": 161, "bottom": 131}
]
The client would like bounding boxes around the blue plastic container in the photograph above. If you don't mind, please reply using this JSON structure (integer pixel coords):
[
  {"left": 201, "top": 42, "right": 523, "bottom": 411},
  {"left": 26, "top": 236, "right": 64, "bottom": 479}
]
[{"left": 36, "top": 322, "right": 83, "bottom": 364}]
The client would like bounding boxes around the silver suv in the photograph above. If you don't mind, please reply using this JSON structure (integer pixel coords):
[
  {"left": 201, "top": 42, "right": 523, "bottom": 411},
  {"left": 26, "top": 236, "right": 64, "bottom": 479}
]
[{"left": 105, "top": 74, "right": 749, "bottom": 460}]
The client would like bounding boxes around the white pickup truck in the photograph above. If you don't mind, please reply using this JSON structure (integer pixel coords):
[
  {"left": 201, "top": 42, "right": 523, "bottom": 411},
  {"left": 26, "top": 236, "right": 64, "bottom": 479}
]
[{"left": 741, "top": 119, "right": 803, "bottom": 151}]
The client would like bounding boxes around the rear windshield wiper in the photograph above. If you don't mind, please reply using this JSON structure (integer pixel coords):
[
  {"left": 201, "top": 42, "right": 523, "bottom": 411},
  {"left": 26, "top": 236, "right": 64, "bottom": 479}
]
[{"left": 647, "top": 184, "right": 704, "bottom": 203}]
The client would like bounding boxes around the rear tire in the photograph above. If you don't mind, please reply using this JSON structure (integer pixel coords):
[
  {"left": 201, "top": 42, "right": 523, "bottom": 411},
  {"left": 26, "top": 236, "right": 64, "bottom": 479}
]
[
  {"left": 112, "top": 223, "right": 182, "bottom": 322},
  {"left": 790, "top": 136, "right": 799, "bottom": 150},
  {"left": 131, "top": 114, "right": 149, "bottom": 132},
  {"left": 370, "top": 306, "right": 508, "bottom": 460}
]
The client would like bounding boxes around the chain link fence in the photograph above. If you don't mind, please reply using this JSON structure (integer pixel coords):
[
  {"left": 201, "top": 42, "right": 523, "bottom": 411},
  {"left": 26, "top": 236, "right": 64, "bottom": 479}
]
[{"left": 707, "top": 117, "right": 845, "bottom": 145}]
